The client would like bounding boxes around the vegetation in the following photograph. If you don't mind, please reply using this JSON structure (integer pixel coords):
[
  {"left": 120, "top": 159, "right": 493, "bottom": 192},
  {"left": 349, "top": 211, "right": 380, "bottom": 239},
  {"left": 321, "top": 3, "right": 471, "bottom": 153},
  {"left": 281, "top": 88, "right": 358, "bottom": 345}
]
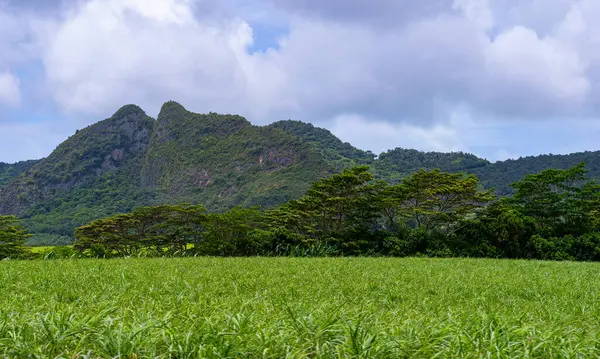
[
  {"left": 5, "top": 101, "right": 600, "bottom": 245},
  {"left": 372, "top": 148, "right": 490, "bottom": 183},
  {"left": 61, "top": 163, "right": 600, "bottom": 261},
  {"left": 143, "top": 102, "right": 332, "bottom": 211},
  {"left": 3, "top": 103, "right": 600, "bottom": 357},
  {"left": 0, "top": 103, "right": 335, "bottom": 245},
  {"left": 0, "top": 160, "right": 39, "bottom": 188},
  {"left": 269, "top": 120, "right": 376, "bottom": 170},
  {"left": 0, "top": 105, "right": 156, "bottom": 245},
  {"left": 0, "top": 215, "right": 31, "bottom": 259},
  {"left": 1, "top": 257, "right": 600, "bottom": 357}
]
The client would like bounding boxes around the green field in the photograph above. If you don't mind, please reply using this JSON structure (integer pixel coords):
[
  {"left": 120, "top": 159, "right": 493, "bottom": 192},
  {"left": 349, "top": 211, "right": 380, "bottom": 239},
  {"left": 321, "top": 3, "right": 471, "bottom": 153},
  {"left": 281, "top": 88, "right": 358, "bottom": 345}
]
[{"left": 1, "top": 258, "right": 600, "bottom": 358}]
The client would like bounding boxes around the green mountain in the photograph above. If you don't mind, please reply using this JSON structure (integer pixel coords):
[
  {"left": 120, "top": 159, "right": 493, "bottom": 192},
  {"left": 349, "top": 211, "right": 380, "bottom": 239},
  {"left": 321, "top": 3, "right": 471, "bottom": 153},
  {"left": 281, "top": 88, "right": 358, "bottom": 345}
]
[
  {"left": 3, "top": 101, "right": 600, "bottom": 245},
  {"left": 371, "top": 148, "right": 490, "bottom": 183},
  {"left": 268, "top": 120, "right": 600, "bottom": 195},
  {"left": 470, "top": 152, "right": 600, "bottom": 195},
  {"left": 0, "top": 105, "right": 156, "bottom": 244},
  {"left": 0, "top": 102, "right": 334, "bottom": 244},
  {"left": 141, "top": 102, "right": 332, "bottom": 210}
]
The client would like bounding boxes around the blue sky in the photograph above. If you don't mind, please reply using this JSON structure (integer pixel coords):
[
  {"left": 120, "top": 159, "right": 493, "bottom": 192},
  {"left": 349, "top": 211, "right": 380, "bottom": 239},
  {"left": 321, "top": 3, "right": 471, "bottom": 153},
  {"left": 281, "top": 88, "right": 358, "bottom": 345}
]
[{"left": 1, "top": 0, "right": 600, "bottom": 163}]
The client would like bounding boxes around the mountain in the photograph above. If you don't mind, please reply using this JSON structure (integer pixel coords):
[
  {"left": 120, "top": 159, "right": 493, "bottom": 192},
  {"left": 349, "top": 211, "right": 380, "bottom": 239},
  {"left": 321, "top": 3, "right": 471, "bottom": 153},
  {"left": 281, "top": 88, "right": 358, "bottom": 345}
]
[
  {"left": 267, "top": 120, "right": 600, "bottom": 194},
  {"left": 470, "top": 151, "right": 600, "bottom": 195},
  {"left": 0, "top": 105, "right": 156, "bottom": 244},
  {"left": 0, "top": 102, "right": 334, "bottom": 244},
  {"left": 3, "top": 101, "right": 600, "bottom": 245},
  {"left": 141, "top": 102, "right": 332, "bottom": 210},
  {"left": 371, "top": 148, "right": 491, "bottom": 183}
]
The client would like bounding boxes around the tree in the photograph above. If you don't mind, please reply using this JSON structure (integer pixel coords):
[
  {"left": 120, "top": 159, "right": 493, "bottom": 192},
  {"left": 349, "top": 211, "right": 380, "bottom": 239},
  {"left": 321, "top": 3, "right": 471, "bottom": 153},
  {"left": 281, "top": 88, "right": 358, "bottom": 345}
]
[
  {"left": 267, "top": 166, "right": 383, "bottom": 254},
  {"left": 199, "top": 207, "right": 266, "bottom": 256},
  {"left": 74, "top": 213, "right": 141, "bottom": 256},
  {"left": 451, "top": 200, "right": 538, "bottom": 259},
  {"left": 0, "top": 216, "right": 31, "bottom": 259},
  {"left": 390, "top": 169, "right": 494, "bottom": 233},
  {"left": 74, "top": 204, "right": 206, "bottom": 256},
  {"left": 510, "top": 163, "right": 600, "bottom": 237},
  {"left": 130, "top": 204, "right": 206, "bottom": 252}
]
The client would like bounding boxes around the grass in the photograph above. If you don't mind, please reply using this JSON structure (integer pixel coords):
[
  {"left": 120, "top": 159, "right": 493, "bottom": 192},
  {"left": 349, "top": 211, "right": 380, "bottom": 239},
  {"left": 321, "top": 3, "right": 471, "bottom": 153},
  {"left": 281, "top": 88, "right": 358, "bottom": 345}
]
[
  {"left": 29, "top": 246, "right": 68, "bottom": 254},
  {"left": 1, "top": 257, "right": 600, "bottom": 358}
]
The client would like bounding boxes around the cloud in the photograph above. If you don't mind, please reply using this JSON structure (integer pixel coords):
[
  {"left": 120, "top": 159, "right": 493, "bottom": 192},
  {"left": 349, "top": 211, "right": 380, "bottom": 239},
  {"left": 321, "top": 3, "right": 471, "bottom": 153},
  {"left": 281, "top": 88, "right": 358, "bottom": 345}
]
[
  {"left": 262, "top": 15, "right": 486, "bottom": 122},
  {"left": 0, "top": 72, "right": 20, "bottom": 105},
  {"left": 329, "top": 114, "right": 466, "bottom": 155},
  {"left": 480, "top": 25, "right": 589, "bottom": 116},
  {"left": 34, "top": 0, "right": 600, "bottom": 124},
  {"left": 0, "top": 8, "right": 28, "bottom": 109},
  {"left": 35, "top": 0, "right": 253, "bottom": 116},
  {"left": 2, "top": 0, "right": 600, "bottom": 162},
  {"left": 264, "top": 0, "right": 458, "bottom": 26}
]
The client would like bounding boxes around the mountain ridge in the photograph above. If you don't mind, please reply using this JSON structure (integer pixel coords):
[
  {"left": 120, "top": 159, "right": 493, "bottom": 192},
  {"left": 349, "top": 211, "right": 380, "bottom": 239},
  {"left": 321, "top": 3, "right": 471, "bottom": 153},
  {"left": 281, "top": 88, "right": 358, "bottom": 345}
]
[{"left": 3, "top": 101, "right": 600, "bottom": 244}]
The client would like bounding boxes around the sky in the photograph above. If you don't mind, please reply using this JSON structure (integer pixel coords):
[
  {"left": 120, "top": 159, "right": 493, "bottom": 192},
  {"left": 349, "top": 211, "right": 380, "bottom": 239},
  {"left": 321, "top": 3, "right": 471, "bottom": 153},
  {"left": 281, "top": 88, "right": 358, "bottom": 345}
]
[{"left": 1, "top": 0, "right": 600, "bottom": 163}]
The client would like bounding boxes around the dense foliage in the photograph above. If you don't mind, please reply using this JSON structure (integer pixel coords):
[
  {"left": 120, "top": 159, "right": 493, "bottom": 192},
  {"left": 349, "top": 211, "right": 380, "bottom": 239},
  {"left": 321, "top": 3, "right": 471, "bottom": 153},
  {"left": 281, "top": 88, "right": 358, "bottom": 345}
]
[
  {"left": 0, "top": 160, "right": 39, "bottom": 188},
  {"left": 67, "top": 163, "right": 600, "bottom": 261},
  {"left": 143, "top": 102, "right": 332, "bottom": 211},
  {"left": 269, "top": 120, "right": 376, "bottom": 170},
  {"left": 0, "top": 103, "right": 334, "bottom": 245},
  {"left": 372, "top": 148, "right": 490, "bottom": 183},
  {"left": 5, "top": 101, "right": 600, "bottom": 246}
]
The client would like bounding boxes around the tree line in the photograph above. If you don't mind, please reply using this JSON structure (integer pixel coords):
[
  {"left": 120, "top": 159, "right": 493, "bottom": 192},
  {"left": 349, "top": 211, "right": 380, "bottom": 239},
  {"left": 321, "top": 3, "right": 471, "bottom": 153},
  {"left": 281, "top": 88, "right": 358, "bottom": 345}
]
[{"left": 3, "top": 163, "right": 600, "bottom": 260}]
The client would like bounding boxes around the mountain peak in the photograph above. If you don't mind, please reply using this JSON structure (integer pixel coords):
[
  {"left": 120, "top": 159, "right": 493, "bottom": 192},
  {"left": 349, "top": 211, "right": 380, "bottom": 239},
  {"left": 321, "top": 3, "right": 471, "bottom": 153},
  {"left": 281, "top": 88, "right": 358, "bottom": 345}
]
[
  {"left": 158, "top": 101, "right": 187, "bottom": 121},
  {"left": 112, "top": 104, "right": 147, "bottom": 119}
]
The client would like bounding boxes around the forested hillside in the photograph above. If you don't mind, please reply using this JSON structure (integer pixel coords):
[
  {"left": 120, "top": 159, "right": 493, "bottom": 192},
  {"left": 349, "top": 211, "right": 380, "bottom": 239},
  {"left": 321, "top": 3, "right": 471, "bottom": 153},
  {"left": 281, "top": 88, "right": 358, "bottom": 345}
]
[
  {"left": 471, "top": 152, "right": 600, "bottom": 195},
  {"left": 0, "top": 105, "right": 156, "bottom": 244},
  {"left": 0, "top": 160, "right": 39, "bottom": 188},
  {"left": 268, "top": 120, "right": 376, "bottom": 169},
  {"left": 3, "top": 101, "right": 600, "bottom": 245}
]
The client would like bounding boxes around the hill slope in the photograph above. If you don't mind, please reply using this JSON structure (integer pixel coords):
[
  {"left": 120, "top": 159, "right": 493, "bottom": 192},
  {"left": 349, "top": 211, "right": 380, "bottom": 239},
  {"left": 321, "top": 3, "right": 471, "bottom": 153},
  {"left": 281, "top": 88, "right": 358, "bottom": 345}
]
[
  {"left": 268, "top": 120, "right": 376, "bottom": 170},
  {"left": 0, "top": 105, "right": 156, "bottom": 244},
  {"left": 471, "top": 151, "right": 600, "bottom": 195},
  {"left": 0, "top": 160, "right": 39, "bottom": 188}
]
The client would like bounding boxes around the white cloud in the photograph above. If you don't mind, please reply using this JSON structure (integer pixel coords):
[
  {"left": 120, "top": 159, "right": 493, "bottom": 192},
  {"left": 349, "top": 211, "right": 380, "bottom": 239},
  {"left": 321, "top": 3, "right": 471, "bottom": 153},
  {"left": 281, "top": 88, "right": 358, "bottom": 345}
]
[
  {"left": 453, "top": 0, "right": 494, "bottom": 30},
  {"left": 0, "top": 72, "right": 20, "bottom": 105},
  {"left": 3, "top": 0, "right": 600, "bottom": 162},
  {"left": 34, "top": 0, "right": 600, "bottom": 124},
  {"left": 38, "top": 0, "right": 265, "bottom": 117},
  {"left": 330, "top": 114, "right": 464, "bottom": 155},
  {"left": 0, "top": 8, "right": 29, "bottom": 108},
  {"left": 483, "top": 26, "right": 589, "bottom": 110}
]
